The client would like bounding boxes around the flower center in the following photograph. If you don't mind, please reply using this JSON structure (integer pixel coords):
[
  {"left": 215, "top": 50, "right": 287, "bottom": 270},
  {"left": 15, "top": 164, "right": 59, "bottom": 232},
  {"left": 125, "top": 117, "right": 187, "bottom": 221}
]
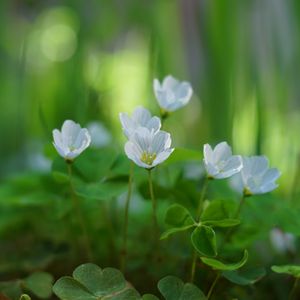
[
  {"left": 141, "top": 152, "right": 156, "bottom": 165},
  {"left": 69, "top": 145, "right": 76, "bottom": 151}
]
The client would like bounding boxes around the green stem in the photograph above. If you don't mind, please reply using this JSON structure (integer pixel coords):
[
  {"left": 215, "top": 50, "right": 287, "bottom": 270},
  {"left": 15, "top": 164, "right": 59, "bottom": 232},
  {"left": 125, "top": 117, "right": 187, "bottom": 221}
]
[
  {"left": 120, "top": 162, "right": 134, "bottom": 273},
  {"left": 234, "top": 194, "right": 246, "bottom": 219},
  {"left": 190, "top": 177, "right": 209, "bottom": 282},
  {"left": 207, "top": 272, "right": 221, "bottom": 300},
  {"left": 67, "top": 162, "right": 93, "bottom": 262},
  {"left": 289, "top": 277, "right": 300, "bottom": 300},
  {"left": 148, "top": 169, "right": 159, "bottom": 239},
  {"left": 196, "top": 177, "right": 209, "bottom": 219}
]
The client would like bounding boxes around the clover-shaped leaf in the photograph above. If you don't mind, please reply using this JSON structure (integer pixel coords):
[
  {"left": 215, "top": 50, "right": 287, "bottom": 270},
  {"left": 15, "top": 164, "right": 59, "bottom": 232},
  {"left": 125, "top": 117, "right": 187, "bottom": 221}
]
[
  {"left": 23, "top": 271, "right": 54, "bottom": 299},
  {"left": 271, "top": 265, "right": 300, "bottom": 278},
  {"left": 157, "top": 276, "right": 206, "bottom": 300},
  {"left": 223, "top": 267, "right": 266, "bottom": 285},
  {"left": 200, "top": 250, "right": 248, "bottom": 271},
  {"left": 191, "top": 225, "right": 217, "bottom": 257},
  {"left": 161, "top": 204, "right": 195, "bottom": 240},
  {"left": 201, "top": 199, "right": 238, "bottom": 222},
  {"left": 53, "top": 263, "right": 140, "bottom": 300}
]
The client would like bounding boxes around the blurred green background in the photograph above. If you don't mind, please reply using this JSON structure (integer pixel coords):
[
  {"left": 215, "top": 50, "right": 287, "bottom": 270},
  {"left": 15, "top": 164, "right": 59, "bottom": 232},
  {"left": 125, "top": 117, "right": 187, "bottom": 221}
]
[{"left": 1, "top": 0, "right": 300, "bottom": 193}]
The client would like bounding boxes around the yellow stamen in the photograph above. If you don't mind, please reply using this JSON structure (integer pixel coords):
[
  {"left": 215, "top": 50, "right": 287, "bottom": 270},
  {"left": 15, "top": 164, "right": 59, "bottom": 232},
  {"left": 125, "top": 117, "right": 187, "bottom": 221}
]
[{"left": 141, "top": 152, "right": 156, "bottom": 165}]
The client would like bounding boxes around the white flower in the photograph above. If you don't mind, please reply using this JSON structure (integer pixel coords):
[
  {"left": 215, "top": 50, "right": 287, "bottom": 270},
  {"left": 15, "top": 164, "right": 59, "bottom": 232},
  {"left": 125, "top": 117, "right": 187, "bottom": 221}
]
[
  {"left": 119, "top": 106, "right": 161, "bottom": 139},
  {"left": 52, "top": 120, "right": 91, "bottom": 161},
  {"left": 153, "top": 75, "right": 193, "bottom": 112},
  {"left": 203, "top": 142, "right": 242, "bottom": 179},
  {"left": 87, "top": 121, "right": 111, "bottom": 148},
  {"left": 125, "top": 127, "right": 174, "bottom": 169},
  {"left": 270, "top": 228, "right": 295, "bottom": 254},
  {"left": 231, "top": 156, "right": 281, "bottom": 195}
]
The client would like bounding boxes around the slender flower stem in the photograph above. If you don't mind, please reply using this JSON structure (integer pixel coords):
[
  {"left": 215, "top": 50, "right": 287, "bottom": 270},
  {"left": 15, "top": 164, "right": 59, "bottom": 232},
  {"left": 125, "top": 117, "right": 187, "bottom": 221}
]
[
  {"left": 234, "top": 194, "right": 246, "bottom": 219},
  {"left": 207, "top": 272, "right": 221, "bottom": 300},
  {"left": 148, "top": 169, "right": 159, "bottom": 239},
  {"left": 120, "top": 162, "right": 134, "bottom": 273},
  {"left": 190, "top": 177, "right": 209, "bottom": 282},
  {"left": 67, "top": 162, "right": 93, "bottom": 262},
  {"left": 196, "top": 177, "right": 209, "bottom": 219},
  {"left": 289, "top": 277, "right": 300, "bottom": 300}
]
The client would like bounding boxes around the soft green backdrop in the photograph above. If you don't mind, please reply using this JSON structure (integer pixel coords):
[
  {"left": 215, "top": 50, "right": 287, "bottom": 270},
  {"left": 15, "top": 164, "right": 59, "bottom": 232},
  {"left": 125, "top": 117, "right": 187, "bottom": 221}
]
[{"left": 0, "top": 0, "right": 299, "bottom": 195}]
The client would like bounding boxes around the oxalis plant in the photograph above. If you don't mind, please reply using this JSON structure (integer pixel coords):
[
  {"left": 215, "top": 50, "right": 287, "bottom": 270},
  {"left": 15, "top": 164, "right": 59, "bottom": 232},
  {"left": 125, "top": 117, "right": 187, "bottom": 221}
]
[{"left": 1, "top": 75, "right": 299, "bottom": 300}]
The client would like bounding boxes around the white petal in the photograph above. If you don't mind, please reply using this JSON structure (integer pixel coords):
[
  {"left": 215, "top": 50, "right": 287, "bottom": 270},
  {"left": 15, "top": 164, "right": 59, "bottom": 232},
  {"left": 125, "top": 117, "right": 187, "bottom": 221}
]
[
  {"left": 119, "top": 112, "right": 135, "bottom": 138},
  {"left": 215, "top": 155, "right": 243, "bottom": 179},
  {"left": 203, "top": 144, "right": 213, "bottom": 165},
  {"left": 230, "top": 173, "right": 244, "bottom": 194},
  {"left": 53, "top": 142, "right": 67, "bottom": 159},
  {"left": 152, "top": 148, "right": 174, "bottom": 166},
  {"left": 262, "top": 168, "right": 281, "bottom": 185},
  {"left": 61, "top": 120, "right": 81, "bottom": 146},
  {"left": 125, "top": 141, "right": 148, "bottom": 168},
  {"left": 132, "top": 106, "right": 151, "bottom": 126},
  {"left": 248, "top": 156, "right": 269, "bottom": 176},
  {"left": 162, "top": 75, "right": 179, "bottom": 90},
  {"left": 151, "top": 131, "right": 171, "bottom": 154},
  {"left": 146, "top": 116, "right": 161, "bottom": 133},
  {"left": 52, "top": 129, "right": 63, "bottom": 149},
  {"left": 213, "top": 142, "right": 232, "bottom": 164}
]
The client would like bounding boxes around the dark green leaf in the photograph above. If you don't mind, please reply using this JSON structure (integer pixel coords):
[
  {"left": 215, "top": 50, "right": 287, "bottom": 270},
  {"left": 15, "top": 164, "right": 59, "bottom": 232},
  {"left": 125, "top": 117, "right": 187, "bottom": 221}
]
[
  {"left": 160, "top": 225, "right": 195, "bottom": 240},
  {"left": 142, "top": 294, "right": 160, "bottom": 300},
  {"left": 158, "top": 276, "right": 206, "bottom": 300},
  {"left": 200, "top": 250, "right": 248, "bottom": 271},
  {"left": 201, "top": 199, "right": 238, "bottom": 222},
  {"left": 191, "top": 226, "right": 217, "bottom": 257},
  {"left": 72, "top": 264, "right": 126, "bottom": 297},
  {"left": 53, "top": 264, "right": 140, "bottom": 300},
  {"left": 23, "top": 272, "right": 54, "bottom": 299},
  {"left": 53, "top": 277, "right": 96, "bottom": 300},
  {"left": 202, "top": 219, "right": 240, "bottom": 228},
  {"left": 165, "top": 204, "right": 195, "bottom": 227},
  {"left": 223, "top": 267, "right": 266, "bottom": 285}
]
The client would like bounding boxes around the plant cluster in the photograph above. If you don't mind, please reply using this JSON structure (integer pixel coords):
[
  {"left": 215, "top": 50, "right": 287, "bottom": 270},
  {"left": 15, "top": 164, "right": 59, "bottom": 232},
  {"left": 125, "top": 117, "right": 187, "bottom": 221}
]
[{"left": 0, "top": 75, "right": 299, "bottom": 300}]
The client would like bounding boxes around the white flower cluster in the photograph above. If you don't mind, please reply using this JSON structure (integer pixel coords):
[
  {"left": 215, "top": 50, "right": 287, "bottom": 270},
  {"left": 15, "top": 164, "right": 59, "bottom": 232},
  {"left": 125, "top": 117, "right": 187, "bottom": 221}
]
[
  {"left": 203, "top": 141, "right": 281, "bottom": 195},
  {"left": 51, "top": 74, "right": 280, "bottom": 196},
  {"left": 120, "top": 106, "right": 174, "bottom": 169}
]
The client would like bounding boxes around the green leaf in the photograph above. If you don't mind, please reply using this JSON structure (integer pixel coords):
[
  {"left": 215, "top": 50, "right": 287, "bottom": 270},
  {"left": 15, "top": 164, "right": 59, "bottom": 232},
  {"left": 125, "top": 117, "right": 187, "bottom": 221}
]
[
  {"left": 142, "top": 294, "right": 160, "bottom": 300},
  {"left": 161, "top": 204, "right": 196, "bottom": 239},
  {"left": 158, "top": 276, "right": 206, "bottom": 300},
  {"left": 75, "top": 148, "right": 118, "bottom": 181},
  {"left": 72, "top": 264, "right": 126, "bottom": 296},
  {"left": 271, "top": 265, "right": 300, "bottom": 277},
  {"left": 23, "top": 272, "right": 54, "bottom": 299},
  {"left": 165, "top": 204, "right": 195, "bottom": 227},
  {"left": 53, "top": 277, "right": 97, "bottom": 300},
  {"left": 53, "top": 264, "right": 140, "bottom": 300},
  {"left": 20, "top": 294, "right": 32, "bottom": 300},
  {"left": 200, "top": 250, "right": 248, "bottom": 271},
  {"left": 201, "top": 199, "right": 238, "bottom": 222},
  {"left": 75, "top": 182, "right": 127, "bottom": 201},
  {"left": 223, "top": 267, "right": 266, "bottom": 285},
  {"left": 165, "top": 148, "right": 202, "bottom": 165},
  {"left": 202, "top": 219, "right": 240, "bottom": 228},
  {"left": 161, "top": 225, "right": 195, "bottom": 240},
  {"left": 0, "top": 281, "right": 23, "bottom": 300},
  {"left": 191, "top": 226, "right": 217, "bottom": 257}
]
